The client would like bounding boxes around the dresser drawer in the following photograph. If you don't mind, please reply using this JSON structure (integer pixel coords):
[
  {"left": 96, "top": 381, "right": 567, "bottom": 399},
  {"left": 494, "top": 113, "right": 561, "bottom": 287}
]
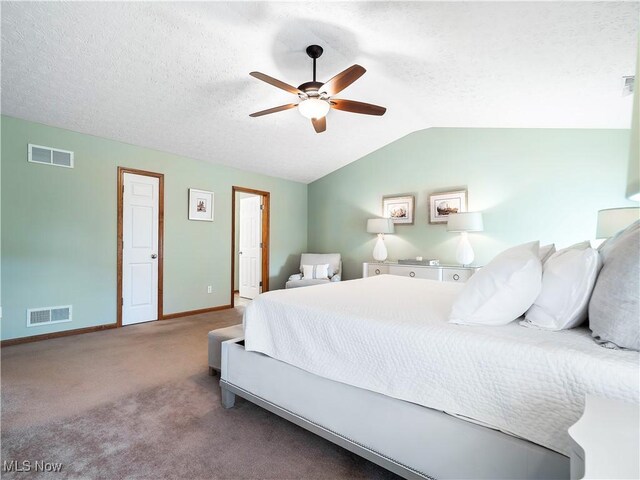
[
  {"left": 367, "top": 264, "right": 389, "bottom": 276},
  {"left": 442, "top": 268, "right": 474, "bottom": 283},
  {"left": 388, "top": 265, "right": 441, "bottom": 281}
]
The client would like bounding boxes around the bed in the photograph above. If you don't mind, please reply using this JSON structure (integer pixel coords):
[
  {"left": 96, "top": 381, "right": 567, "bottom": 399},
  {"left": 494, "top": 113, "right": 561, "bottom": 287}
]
[{"left": 220, "top": 275, "right": 639, "bottom": 479}]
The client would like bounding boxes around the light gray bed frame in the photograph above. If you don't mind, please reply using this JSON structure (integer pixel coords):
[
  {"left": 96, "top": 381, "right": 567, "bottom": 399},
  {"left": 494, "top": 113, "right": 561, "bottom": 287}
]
[{"left": 220, "top": 338, "right": 570, "bottom": 480}]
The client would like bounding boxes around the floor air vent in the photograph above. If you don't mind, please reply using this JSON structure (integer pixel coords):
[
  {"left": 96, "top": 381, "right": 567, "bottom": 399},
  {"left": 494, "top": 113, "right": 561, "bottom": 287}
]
[{"left": 27, "top": 306, "right": 72, "bottom": 327}]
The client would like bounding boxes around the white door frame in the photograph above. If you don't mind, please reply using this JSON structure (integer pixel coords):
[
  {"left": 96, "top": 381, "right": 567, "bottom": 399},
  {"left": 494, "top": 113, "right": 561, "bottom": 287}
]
[
  {"left": 231, "top": 186, "right": 270, "bottom": 307},
  {"left": 117, "top": 167, "right": 164, "bottom": 327}
]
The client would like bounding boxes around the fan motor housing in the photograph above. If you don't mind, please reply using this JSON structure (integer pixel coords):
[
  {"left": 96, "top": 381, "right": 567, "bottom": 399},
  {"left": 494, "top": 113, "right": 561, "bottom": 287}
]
[{"left": 298, "top": 81, "right": 324, "bottom": 95}]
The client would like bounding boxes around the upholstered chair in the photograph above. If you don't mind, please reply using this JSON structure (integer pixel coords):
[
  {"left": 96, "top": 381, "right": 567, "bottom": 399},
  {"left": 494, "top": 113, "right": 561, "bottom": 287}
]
[{"left": 285, "top": 253, "right": 342, "bottom": 289}]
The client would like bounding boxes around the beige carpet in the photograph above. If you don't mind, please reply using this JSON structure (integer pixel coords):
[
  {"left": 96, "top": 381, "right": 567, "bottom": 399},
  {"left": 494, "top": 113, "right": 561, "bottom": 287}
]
[{"left": 1, "top": 306, "right": 398, "bottom": 479}]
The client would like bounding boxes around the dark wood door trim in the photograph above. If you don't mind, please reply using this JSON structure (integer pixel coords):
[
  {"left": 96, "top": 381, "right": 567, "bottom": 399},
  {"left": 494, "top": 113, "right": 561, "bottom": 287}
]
[
  {"left": 117, "top": 167, "right": 165, "bottom": 327},
  {"left": 231, "top": 186, "right": 270, "bottom": 307}
]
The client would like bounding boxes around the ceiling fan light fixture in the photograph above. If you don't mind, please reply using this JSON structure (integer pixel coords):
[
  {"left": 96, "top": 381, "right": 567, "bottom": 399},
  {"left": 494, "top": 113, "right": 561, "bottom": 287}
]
[
  {"left": 298, "top": 98, "right": 330, "bottom": 119},
  {"left": 249, "top": 45, "right": 386, "bottom": 132}
]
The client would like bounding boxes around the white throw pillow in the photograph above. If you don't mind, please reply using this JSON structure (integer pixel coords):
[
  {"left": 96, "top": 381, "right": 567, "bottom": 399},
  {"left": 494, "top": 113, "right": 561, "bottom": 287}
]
[
  {"left": 302, "top": 264, "right": 330, "bottom": 280},
  {"left": 449, "top": 241, "right": 542, "bottom": 326},
  {"left": 539, "top": 244, "right": 556, "bottom": 264},
  {"left": 567, "top": 240, "right": 591, "bottom": 251},
  {"left": 523, "top": 246, "right": 600, "bottom": 331}
]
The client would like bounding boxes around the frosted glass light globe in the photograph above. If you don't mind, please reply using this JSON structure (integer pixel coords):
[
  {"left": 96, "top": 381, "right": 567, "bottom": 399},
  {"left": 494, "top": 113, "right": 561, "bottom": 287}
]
[{"left": 298, "top": 98, "right": 330, "bottom": 119}]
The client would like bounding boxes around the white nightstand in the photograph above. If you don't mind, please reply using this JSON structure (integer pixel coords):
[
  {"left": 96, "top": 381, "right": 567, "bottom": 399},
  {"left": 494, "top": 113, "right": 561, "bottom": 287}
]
[
  {"left": 568, "top": 395, "right": 639, "bottom": 480},
  {"left": 362, "top": 262, "right": 480, "bottom": 283}
]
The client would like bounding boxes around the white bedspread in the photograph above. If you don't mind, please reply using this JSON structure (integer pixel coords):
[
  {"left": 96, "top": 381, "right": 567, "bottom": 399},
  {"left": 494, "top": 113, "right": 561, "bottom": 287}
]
[{"left": 244, "top": 275, "right": 639, "bottom": 456}]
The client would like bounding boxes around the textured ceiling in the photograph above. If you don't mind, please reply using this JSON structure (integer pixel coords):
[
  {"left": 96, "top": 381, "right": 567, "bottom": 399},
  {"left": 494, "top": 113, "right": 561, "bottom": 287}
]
[{"left": 2, "top": 2, "right": 638, "bottom": 183}]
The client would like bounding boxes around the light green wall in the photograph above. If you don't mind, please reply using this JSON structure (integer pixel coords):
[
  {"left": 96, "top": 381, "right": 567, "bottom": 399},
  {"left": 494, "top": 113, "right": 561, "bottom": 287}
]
[
  {"left": 2, "top": 117, "right": 635, "bottom": 341},
  {"left": 1, "top": 115, "right": 307, "bottom": 341},
  {"left": 308, "top": 128, "right": 636, "bottom": 281},
  {"left": 627, "top": 35, "right": 640, "bottom": 200}
]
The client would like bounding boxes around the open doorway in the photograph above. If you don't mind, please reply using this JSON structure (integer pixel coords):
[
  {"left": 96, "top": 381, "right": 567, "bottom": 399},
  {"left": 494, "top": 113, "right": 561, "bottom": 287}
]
[{"left": 231, "top": 186, "right": 270, "bottom": 308}]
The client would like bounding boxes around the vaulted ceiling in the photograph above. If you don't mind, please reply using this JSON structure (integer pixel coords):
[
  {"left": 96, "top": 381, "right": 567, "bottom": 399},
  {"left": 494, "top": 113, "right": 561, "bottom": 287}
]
[{"left": 2, "top": 2, "right": 638, "bottom": 183}]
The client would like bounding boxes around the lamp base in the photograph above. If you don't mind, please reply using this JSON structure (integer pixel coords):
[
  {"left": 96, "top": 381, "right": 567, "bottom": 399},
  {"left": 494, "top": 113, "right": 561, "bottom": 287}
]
[
  {"left": 373, "top": 234, "right": 388, "bottom": 262},
  {"left": 456, "top": 232, "right": 475, "bottom": 266}
]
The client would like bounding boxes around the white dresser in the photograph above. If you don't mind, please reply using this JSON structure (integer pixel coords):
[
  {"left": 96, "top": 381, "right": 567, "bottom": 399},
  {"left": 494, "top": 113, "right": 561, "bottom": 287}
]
[{"left": 362, "top": 262, "right": 480, "bottom": 283}]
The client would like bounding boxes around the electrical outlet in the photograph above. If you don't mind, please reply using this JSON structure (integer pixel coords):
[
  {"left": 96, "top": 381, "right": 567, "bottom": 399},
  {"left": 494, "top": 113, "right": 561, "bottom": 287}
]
[{"left": 207, "top": 286, "right": 212, "bottom": 294}]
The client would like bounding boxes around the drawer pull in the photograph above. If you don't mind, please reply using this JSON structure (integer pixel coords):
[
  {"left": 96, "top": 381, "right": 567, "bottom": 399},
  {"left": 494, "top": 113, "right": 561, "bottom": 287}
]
[
  {"left": 409, "top": 271, "right": 415, "bottom": 277},
  {"left": 375, "top": 269, "right": 381, "bottom": 275},
  {"left": 453, "top": 274, "right": 460, "bottom": 281}
]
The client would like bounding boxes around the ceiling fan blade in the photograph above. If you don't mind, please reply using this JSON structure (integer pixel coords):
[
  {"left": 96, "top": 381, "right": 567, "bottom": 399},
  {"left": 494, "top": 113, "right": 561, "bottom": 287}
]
[
  {"left": 320, "top": 65, "right": 366, "bottom": 96},
  {"left": 330, "top": 99, "right": 386, "bottom": 116},
  {"left": 311, "top": 117, "right": 326, "bottom": 133},
  {"left": 250, "top": 71, "right": 303, "bottom": 95},
  {"left": 249, "top": 103, "right": 298, "bottom": 117}
]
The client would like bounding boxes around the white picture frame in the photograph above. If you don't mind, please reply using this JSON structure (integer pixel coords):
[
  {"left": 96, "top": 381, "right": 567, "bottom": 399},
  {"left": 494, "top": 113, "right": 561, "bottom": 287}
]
[
  {"left": 429, "top": 190, "right": 467, "bottom": 224},
  {"left": 189, "top": 188, "right": 214, "bottom": 222},
  {"left": 382, "top": 194, "right": 415, "bottom": 225}
]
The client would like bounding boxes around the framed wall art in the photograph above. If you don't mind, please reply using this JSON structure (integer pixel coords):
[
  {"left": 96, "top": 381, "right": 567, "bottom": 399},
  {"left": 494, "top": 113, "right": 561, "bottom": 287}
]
[
  {"left": 382, "top": 195, "right": 415, "bottom": 225},
  {"left": 189, "top": 188, "right": 214, "bottom": 221},
  {"left": 429, "top": 190, "right": 467, "bottom": 224}
]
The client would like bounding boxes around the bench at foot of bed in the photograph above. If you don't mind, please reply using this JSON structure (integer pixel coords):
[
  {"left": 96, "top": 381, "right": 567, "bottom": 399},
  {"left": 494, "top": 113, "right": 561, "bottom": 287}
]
[{"left": 208, "top": 324, "right": 244, "bottom": 375}]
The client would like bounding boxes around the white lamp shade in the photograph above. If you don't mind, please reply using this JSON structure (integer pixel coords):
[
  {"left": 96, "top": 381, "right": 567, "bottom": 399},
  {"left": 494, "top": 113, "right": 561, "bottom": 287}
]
[
  {"left": 367, "top": 218, "right": 395, "bottom": 234},
  {"left": 446, "top": 212, "right": 484, "bottom": 232},
  {"left": 596, "top": 207, "right": 640, "bottom": 238}
]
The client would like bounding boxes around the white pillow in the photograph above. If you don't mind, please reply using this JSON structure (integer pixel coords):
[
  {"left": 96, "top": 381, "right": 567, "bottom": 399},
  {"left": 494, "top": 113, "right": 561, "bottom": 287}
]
[
  {"left": 302, "top": 264, "right": 330, "bottom": 279},
  {"left": 523, "top": 246, "right": 601, "bottom": 330},
  {"left": 449, "top": 241, "right": 542, "bottom": 326},
  {"left": 567, "top": 240, "right": 591, "bottom": 250},
  {"left": 539, "top": 243, "right": 556, "bottom": 264}
]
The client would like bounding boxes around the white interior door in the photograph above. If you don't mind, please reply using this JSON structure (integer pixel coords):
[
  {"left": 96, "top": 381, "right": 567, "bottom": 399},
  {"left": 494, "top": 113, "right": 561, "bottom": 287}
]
[
  {"left": 122, "top": 173, "right": 159, "bottom": 325},
  {"left": 239, "top": 195, "right": 262, "bottom": 299}
]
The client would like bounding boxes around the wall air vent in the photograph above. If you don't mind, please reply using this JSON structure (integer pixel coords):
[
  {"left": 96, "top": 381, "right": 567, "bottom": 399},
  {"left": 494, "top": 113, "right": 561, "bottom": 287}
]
[
  {"left": 28, "top": 144, "right": 74, "bottom": 168},
  {"left": 27, "top": 306, "right": 72, "bottom": 327},
  {"left": 622, "top": 76, "right": 635, "bottom": 97}
]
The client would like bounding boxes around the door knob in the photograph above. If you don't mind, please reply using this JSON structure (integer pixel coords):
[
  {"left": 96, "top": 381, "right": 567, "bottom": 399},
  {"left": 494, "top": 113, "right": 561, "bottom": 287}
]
[
  {"left": 239, "top": 251, "right": 243, "bottom": 255},
  {"left": 151, "top": 254, "right": 158, "bottom": 259}
]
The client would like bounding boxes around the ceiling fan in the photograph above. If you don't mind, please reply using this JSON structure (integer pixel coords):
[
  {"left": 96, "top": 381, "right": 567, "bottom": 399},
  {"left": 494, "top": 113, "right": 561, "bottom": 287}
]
[{"left": 249, "top": 45, "right": 386, "bottom": 133}]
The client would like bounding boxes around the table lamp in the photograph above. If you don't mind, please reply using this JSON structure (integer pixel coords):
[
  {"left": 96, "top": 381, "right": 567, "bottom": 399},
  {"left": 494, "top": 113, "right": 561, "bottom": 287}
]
[
  {"left": 596, "top": 207, "right": 640, "bottom": 238},
  {"left": 446, "top": 212, "right": 484, "bottom": 266},
  {"left": 367, "top": 218, "right": 395, "bottom": 262}
]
